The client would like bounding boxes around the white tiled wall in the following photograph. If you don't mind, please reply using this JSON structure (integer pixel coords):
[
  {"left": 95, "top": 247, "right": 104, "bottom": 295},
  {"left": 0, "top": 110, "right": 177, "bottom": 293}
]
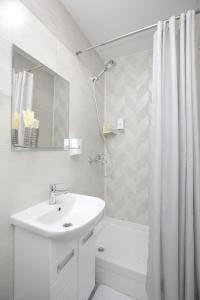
[
  {"left": 104, "top": 50, "right": 152, "bottom": 225},
  {"left": 0, "top": 1, "right": 104, "bottom": 299}
]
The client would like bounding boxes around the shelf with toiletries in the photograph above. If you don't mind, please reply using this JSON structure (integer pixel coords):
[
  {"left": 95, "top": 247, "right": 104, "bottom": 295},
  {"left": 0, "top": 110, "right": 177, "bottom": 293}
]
[
  {"left": 103, "top": 128, "right": 124, "bottom": 136},
  {"left": 12, "top": 110, "right": 40, "bottom": 148},
  {"left": 102, "top": 118, "right": 125, "bottom": 136},
  {"left": 11, "top": 46, "right": 70, "bottom": 151},
  {"left": 12, "top": 144, "right": 68, "bottom": 151}
]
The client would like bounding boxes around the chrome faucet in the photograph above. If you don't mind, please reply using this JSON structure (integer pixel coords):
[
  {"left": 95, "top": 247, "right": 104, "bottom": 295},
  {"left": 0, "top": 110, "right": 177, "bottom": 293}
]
[{"left": 49, "top": 183, "right": 68, "bottom": 205}]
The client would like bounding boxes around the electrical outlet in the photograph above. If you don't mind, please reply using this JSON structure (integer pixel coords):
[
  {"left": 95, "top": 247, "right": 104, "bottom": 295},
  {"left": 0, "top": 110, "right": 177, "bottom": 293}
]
[{"left": 117, "top": 118, "right": 124, "bottom": 130}]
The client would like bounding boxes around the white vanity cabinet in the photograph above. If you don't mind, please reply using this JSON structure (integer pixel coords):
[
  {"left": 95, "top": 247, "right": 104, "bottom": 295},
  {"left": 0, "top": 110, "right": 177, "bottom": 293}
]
[
  {"left": 14, "top": 227, "right": 95, "bottom": 300},
  {"left": 11, "top": 193, "right": 105, "bottom": 300}
]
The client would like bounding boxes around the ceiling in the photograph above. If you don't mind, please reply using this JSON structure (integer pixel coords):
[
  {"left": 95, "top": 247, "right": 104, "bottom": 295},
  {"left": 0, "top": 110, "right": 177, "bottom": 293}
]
[{"left": 61, "top": 0, "right": 199, "bottom": 60}]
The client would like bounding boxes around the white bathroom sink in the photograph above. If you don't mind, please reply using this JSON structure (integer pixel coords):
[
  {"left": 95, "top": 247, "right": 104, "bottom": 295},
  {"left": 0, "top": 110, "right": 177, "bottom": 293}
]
[{"left": 11, "top": 193, "right": 105, "bottom": 240}]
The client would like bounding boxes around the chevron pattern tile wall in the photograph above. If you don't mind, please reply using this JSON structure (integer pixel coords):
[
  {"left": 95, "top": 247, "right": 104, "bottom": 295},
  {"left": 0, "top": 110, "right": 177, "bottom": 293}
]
[{"left": 104, "top": 50, "right": 152, "bottom": 225}]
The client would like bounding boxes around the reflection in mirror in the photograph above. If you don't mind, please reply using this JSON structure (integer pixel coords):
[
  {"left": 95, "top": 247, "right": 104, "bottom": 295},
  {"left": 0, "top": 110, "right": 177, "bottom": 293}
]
[{"left": 12, "top": 46, "right": 69, "bottom": 150}]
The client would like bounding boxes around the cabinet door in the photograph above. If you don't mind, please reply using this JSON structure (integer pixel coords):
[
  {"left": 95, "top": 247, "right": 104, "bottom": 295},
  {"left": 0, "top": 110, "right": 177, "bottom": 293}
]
[
  {"left": 50, "top": 246, "right": 77, "bottom": 300},
  {"left": 57, "top": 278, "right": 77, "bottom": 300},
  {"left": 79, "top": 229, "right": 95, "bottom": 300}
]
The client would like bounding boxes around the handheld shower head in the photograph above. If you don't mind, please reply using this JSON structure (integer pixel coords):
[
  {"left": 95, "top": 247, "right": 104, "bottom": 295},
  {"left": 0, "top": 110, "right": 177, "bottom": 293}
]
[{"left": 91, "top": 59, "right": 116, "bottom": 82}]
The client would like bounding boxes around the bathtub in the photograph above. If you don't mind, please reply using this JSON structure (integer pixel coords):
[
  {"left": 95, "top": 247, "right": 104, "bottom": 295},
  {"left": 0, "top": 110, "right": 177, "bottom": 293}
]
[{"left": 94, "top": 217, "right": 148, "bottom": 300}]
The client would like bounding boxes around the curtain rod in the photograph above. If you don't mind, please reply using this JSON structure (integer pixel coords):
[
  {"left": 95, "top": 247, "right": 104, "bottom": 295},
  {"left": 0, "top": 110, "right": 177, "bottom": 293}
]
[{"left": 76, "top": 9, "right": 200, "bottom": 56}]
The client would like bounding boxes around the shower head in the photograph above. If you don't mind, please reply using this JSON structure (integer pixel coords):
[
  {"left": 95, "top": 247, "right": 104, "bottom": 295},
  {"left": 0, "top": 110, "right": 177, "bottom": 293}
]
[{"left": 91, "top": 59, "right": 116, "bottom": 82}]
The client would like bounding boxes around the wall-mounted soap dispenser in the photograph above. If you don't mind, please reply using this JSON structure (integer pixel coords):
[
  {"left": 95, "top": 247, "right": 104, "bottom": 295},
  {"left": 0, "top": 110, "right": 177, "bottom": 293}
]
[{"left": 64, "top": 138, "right": 82, "bottom": 156}]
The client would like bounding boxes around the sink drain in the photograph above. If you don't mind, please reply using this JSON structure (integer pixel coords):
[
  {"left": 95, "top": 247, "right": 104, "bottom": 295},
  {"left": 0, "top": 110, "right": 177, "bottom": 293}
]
[
  {"left": 63, "top": 222, "right": 73, "bottom": 228},
  {"left": 98, "top": 246, "right": 105, "bottom": 252}
]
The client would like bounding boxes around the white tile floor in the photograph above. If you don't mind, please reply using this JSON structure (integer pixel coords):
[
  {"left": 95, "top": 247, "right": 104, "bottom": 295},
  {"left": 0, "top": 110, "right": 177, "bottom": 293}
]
[{"left": 92, "top": 285, "right": 135, "bottom": 300}]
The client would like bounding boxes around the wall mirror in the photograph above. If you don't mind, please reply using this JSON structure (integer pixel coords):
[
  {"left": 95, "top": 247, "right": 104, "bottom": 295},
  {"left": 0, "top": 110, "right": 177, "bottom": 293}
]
[{"left": 12, "top": 46, "right": 69, "bottom": 151}]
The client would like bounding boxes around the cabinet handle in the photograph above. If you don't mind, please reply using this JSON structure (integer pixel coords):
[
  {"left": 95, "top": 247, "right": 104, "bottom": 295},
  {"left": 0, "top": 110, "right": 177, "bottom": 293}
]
[
  {"left": 57, "top": 249, "right": 75, "bottom": 273},
  {"left": 82, "top": 230, "right": 94, "bottom": 245}
]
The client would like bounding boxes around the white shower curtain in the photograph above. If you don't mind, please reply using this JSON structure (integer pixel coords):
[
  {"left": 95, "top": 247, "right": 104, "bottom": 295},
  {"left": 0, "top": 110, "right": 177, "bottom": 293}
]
[
  {"left": 12, "top": 71, "right": 34, "bottom": 112},
  {"left": 147, "top": 10, "right": 200, "bottom": 300},
  {"left": 12, "top": 71, "right": 34, "bottom": 144}
]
